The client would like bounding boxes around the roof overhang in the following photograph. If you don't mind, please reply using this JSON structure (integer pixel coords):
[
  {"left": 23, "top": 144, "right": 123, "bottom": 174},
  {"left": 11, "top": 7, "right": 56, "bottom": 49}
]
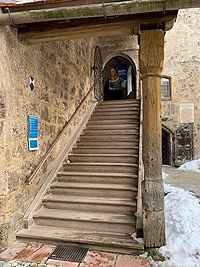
[
  {"left": 0, "top": 0, "right": 199, "bottom": 26},
  {"left": 0, "top": 0, "right": 199, "bottom": 45}
]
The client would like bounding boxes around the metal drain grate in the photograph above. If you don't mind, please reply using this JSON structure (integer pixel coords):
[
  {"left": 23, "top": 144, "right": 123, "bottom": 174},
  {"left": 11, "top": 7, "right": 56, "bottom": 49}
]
[{"left": 48, "top": 245, "right": 89, "bottom": 263}]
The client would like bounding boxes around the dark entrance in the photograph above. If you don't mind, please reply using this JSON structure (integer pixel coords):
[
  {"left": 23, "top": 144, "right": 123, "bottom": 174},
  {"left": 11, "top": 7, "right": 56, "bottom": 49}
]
[
  {"left": 103, "top": 56, "right": 136, "bottom": 101},
  {"left": 162, "top": 128, "right": 170, "bottom": 165}
]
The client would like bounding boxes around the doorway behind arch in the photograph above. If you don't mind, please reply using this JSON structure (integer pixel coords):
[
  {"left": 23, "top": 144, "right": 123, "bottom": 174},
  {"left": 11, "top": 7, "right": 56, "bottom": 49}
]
[{"left": 103, "top": 56, "right": 136, "bottom": 101}]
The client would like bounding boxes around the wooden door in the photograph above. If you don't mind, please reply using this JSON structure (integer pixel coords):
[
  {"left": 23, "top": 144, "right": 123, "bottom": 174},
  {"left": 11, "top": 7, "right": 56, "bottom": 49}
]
[{"left": 175, "top": 123, "right": 194, "bottom": 166}]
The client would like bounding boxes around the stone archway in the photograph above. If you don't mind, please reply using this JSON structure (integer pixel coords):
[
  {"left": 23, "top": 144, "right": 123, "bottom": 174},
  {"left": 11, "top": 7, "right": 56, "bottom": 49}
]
[{"left": 102, "top": 55, "right": 136, "bottom": 101}]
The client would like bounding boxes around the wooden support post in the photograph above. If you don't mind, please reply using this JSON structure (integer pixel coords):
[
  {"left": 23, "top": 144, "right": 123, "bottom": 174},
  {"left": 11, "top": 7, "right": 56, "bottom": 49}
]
[{"left": 139, "top": 29, "right": 166, "bottom": 248}]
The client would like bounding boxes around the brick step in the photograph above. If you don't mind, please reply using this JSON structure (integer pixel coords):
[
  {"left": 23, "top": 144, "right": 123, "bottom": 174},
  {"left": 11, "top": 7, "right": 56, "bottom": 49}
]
[
  {"left": 50, "top": 182, "right": 138, "bottom": 198},
  {"left": 62, "top": 162, "right": 138, "bottom": 173},
  {"left": 56, "top": 172, "right": 138, "bottom": 185},
  {"left": 42, "top": 194, "right": 137, "bottom": 214},
  {"left": 72, "top": 146, "right": 139, "bottom": 154},
  {"left": 33, "top": 208, "right": 136, "bottom": 234},
  {"left": 16, "top": 225, "right": 144, "bottom": 255},
  {"left": 68, "top": 154, "right": 138, "bottom": 164}
]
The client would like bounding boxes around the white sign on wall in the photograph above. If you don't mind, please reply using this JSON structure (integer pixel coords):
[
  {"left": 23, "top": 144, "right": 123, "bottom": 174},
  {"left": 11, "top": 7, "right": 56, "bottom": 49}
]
[{"left": 180, "top": 103, "right": 194, "bottom": 123}]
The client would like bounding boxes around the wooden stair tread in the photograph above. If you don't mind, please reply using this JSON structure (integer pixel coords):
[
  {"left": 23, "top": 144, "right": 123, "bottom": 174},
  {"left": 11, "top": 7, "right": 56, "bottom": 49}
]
[
  {"left": 34, "top": 208, "right": 136, "bottom": 225},
  {"left": 51, "top": 182, "right": 137, "bottom": 191},
  {"left": 43, "top": 194, "right": 137, "bottom": 206},
  {"left": 17, "top": 225, "right": 143, "bottom": 251},
  {"left": 68, "top": 154, "right": 138, "bottom": 158},
  {"left": 63, "top": 162, "right": 138, "bottom": 167},
  {"left": 73, "top": 145, "right": 139, "bottom": 149},
  {"left": 57, "top": 171, "right": 138, "bottom": 178}
]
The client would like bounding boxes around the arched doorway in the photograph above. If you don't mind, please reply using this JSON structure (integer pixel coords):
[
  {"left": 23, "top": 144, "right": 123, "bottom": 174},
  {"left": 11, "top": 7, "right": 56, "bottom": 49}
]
[
  {"left": 162, "top": 125, "right": 175, "bottom": 166},
  {"left": 103, "top": 56, "right": 136, "bottom": 101},
  {"left": 162, "top": 128, "right": 170, "bottom": 165}
]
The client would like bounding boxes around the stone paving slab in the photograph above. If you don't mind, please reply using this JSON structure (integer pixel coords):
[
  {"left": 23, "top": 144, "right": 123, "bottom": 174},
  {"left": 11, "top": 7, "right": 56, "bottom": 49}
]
[
  {"left": 14, "top": 244, "right": 56, "bottom": 264},
  {"left": 0, "top": 242, "right": 149, "bottom": 267},
  {"left": 0, "top": 243, "right": 28, "bottom": 260},
  {"left": 115, "top": 254, "right": 149, "bottom": 267},
  {"left": 80, "top": 251, "right": 116, "bottom": 267}
]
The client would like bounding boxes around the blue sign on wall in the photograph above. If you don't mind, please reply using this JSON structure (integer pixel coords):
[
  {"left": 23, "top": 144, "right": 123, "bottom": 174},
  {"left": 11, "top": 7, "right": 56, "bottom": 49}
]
[{"left": 29, "top": 115, "right": 38, "bottom": 150}]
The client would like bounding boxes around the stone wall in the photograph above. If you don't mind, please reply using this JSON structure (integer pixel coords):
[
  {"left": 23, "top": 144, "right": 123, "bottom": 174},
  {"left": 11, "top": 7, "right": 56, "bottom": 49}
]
[
  {"left": 0, "top": 25, "right": 97, "bottom": 250},
  {"left": 162, "top": 8, "right": 200, "bottom": 158}
]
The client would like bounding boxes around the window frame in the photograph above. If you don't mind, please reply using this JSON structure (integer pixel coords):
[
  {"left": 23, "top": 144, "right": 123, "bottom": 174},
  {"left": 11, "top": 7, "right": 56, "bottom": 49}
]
[{"left": 161, "top": 76, "right": 172, "bottom": 101}]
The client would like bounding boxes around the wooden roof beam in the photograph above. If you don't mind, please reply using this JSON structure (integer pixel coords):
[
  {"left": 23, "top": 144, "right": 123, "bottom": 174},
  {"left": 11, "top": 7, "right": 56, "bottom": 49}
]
[
  {"left": 18, "top": 11, "right": 177, "bottom": 45},
  {"left": 0, "top": 0, "right": 199, "bottom": 26}
]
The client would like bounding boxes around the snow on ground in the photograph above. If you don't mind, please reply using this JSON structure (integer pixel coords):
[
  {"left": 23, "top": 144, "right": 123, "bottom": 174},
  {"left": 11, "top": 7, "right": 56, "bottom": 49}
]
[
  {"left": 149, "top": 180, "right": 200, "bottom": 267},
  {"left": 162, "top": 171, "right": 169, "bottom": 180},
  {"left": 178, "top": 159, "right": 200, "bottom": 173}
]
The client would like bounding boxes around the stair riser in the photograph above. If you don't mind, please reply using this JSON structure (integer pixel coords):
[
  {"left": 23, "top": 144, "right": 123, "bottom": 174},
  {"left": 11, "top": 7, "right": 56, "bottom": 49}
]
[
  {"left": 50, "top": 188, "right": 137, "bottom": 198},
  {"left": 57, "top": 176, "right": 138, "bottom": 185},
  {"left": 99, "top": 100, "right": 139, "bottom": 104},
  {"left": 79, "top": 135, "right": 139, "bottom": 141},
  {"left": 91, "top": 115, "right": 139, "bottom": 120},
  {"left": 76, "top": 141, "right": 139, "bottom": 147},
  {"left": 33, "top": 217, "right": 136, "bottom": 234},
  {"left": 72, "top": 148, "right": 139, "bottom": 154},
  {"left": 97, "top": 104, "right": 140, "bottom": 109},
  {"left": 83, "top": 130, "right": 139, "bottom": 135},
  {"left": 95, "top": 107, "right": 139, "bottom": 112},
  {"left": 93, "top": 111, "right": 140, "bottom": 115},
  {"left": 16, "top": 236, "right": 144, "bottom": 255},
  {"left": 86, "top": 125, "right": 138, "bottom": 130},
  {"left": 68, "top": 155, "right": 138, "bottom": 164},
  {"left": 62, "top": 164, "right": 138, "bottom": 174},
  {"left": 87, "top": 120, "right": 139, "bottom": 126},
  {"left": 43, "top": 202, "right": 136, "bottom": 215}
]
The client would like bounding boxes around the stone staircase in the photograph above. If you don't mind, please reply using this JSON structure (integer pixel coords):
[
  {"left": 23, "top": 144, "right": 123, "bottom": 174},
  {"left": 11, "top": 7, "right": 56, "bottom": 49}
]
[{"left": 17, "top": 99, "right": 144, "bottom": 255}]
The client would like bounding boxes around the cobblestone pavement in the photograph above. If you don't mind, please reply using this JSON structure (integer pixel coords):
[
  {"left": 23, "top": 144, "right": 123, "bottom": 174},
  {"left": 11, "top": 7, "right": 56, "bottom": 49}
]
[
  {"left": 163, "top": 165, "right": 200, "bottom": 198},
  {"left": 0, "top": 242, "right": 149, "bottom": 267}
]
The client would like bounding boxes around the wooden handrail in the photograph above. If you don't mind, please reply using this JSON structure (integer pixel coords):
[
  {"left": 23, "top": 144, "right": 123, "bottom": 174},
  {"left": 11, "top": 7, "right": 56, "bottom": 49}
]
[
  {"left": 136, "top": 96, "right": 144, "bottom": 238},
  {"left": 27, "top": 85, "right": 95, "bottom": 184}
]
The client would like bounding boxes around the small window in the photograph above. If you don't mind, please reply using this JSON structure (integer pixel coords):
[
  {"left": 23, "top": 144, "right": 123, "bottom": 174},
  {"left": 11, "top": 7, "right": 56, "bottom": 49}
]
[{"left": 161, "top": 77, "right": 171, "bottom": 100}]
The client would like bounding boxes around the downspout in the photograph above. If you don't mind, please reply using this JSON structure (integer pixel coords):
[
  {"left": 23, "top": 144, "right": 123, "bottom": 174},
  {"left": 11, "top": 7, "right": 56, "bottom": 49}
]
[{"left": 0, "top": 0, "right": 198, "bottom": 26}]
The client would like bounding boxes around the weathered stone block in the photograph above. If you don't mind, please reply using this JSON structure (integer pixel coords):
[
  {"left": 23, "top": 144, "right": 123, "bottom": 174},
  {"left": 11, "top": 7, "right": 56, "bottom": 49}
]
[
  {"left": 41, "top": 106, "right": 49, "bottom": 122},
  {"left": 8, "top": 170, "right": 20, "bottom": 191},
  {"left": 0, "top": 92, "right": 6, "bottom": 119}
]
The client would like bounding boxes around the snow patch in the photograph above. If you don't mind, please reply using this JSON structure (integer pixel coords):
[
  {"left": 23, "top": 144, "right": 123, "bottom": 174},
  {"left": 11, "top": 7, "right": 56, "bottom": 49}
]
[
  {"left": 131, "top": 232, "right": 143, "bottom": 245},
  {"left": 162, "top": 171, "right": 169, "bottom": 180},
  {"left": 178, "top": 159, "right": 200, "bottom": 173},
  {"left": 157, "top": 184, "right": 200, "bottom": 267}
]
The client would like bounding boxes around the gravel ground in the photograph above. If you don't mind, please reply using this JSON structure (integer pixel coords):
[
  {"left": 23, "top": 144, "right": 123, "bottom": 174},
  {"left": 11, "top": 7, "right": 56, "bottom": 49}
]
[{"left": 0, "top": 261, "right": 55, "bottom": 267}]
